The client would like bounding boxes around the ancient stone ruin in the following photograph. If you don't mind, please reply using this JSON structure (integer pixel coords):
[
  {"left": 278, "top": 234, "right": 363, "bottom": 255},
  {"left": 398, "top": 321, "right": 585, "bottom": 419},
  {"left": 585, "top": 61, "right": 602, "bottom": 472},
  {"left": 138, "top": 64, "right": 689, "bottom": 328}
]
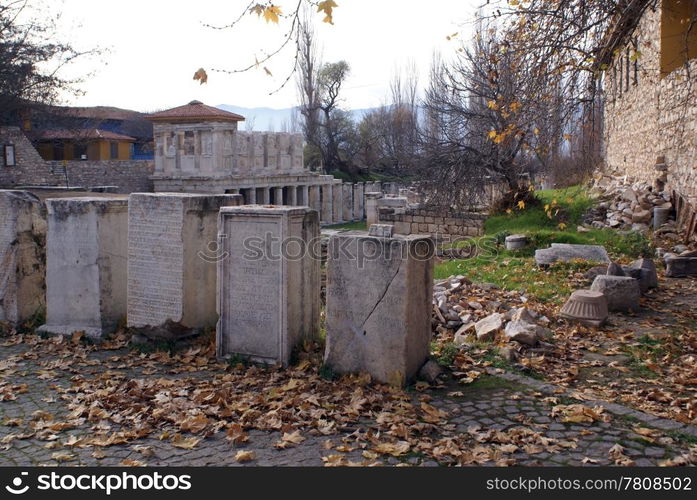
[
  {"left": 323, "top": 226, "right": 435, "bottom": 386},
  {"left": 127, "top": 193, "right": 242, "bottom": 338},
  {"left": 38, "top": 197, "right": 128, "bottom": 338},
  {"left": 216, "top": 206, "right": 320, "bottom": 366},
  {"left": 0, "top": 190, "right": 46, "bottom": 325}
]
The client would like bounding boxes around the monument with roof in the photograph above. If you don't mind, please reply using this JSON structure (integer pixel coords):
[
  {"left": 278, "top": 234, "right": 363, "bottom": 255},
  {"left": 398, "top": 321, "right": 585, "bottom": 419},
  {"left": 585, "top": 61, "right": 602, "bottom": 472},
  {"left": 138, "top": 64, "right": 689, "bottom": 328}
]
[{"left": 148, "top": 100, "right": 344, "bottom": 222}]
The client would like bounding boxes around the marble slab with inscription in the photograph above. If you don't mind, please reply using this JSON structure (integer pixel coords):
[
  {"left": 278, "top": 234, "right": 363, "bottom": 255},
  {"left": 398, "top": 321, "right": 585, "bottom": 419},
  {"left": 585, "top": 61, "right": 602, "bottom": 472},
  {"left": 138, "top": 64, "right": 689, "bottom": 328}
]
[
  {"left": 217, "top": 206, "right": 320, "bottom": 365},
  {"left": 127, "top": 193, "right": 243, "bottom": 335}
]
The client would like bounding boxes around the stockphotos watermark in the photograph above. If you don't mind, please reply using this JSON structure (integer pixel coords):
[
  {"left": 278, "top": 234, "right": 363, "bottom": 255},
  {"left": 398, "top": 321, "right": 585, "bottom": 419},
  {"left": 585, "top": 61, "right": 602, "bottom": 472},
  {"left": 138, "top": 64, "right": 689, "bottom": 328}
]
[
  {"left": 3, "top": 470, "right": 191, "bottom": 496},
  {"left": 197, "top": 232, "right": 500, "bottom": 266}
]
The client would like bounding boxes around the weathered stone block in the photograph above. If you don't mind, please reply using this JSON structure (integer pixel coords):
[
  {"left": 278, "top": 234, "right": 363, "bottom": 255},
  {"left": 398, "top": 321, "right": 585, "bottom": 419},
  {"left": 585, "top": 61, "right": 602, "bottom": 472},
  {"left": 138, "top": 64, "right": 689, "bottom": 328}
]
[
  {"left": 38, "top": 197, "right": 128, "bottom": 338},
  {"left": 127, "top": 193, "right": 243, "bottom": 335},
  {"left": 665, "top": 257, "right": 697, "bottom": 277},
  {"left": 342, "top": 183, "right": 353, "bottom": 221},
  {"left": 368, "top": 224, "right": 394, "bottom": 238},
  {"left": 216, "top": 206, "right": 320, "bottom": 365},
  {"left": 535, "top": 243, "right": 610, "bottom": 266},
  {"left": 628, "top": 258, "right": 658, "bottom": 292},
  {"left": 590, "top": 275, "right": 641, "bottom": 312},
  {"left": 324, "top": 231, "right": 435, "bottom": 386},
  {"left": 0, "top": 190, "right": 46, "bottom": 325}
]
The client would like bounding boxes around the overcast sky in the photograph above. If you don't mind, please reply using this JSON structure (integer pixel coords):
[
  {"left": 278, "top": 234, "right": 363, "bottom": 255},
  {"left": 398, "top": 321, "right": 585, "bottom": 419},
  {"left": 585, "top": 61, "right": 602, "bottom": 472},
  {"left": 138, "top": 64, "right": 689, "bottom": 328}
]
[{"left": 48, "top": 0, "right": 478, "bottom": 112}]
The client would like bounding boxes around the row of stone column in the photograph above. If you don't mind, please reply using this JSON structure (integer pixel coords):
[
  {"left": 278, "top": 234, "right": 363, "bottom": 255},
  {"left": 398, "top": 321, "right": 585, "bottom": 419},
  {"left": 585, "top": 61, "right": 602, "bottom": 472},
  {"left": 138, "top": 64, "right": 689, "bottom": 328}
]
[
  {"left": 0, "top": 190, "right": 432, "bottom": 386},
  {"left": 235, "top": 180, "right": 382, "bottom": 226}
]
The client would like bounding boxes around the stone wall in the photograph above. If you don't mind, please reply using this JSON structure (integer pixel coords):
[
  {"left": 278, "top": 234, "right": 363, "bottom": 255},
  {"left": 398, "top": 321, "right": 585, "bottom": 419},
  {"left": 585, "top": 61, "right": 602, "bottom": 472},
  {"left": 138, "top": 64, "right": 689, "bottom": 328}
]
[
  {"left": 603, "top": 2, "right": 697, "bottom": 204},
  {"left": 378, "top": 207, "right": 486, "bottom": 239},
  {"left": 45, "top": 160, "right": 154, "bottom": 193},
  {"left": 0, "top": 127, "right": 51, "bottom": 187},
  {"left": 1, "top": 126, "right": 154, "bottom": 193}
]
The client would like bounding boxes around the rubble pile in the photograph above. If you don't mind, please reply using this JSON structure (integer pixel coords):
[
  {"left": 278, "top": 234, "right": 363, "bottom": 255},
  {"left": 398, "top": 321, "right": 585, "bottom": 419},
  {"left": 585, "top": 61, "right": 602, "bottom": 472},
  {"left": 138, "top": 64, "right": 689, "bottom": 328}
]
[
  {"left": 432, "top": 276, "right": 554, "bottom": 354},
  {"left": 587, "top": 175, "right": 672, "bottom": 231}
]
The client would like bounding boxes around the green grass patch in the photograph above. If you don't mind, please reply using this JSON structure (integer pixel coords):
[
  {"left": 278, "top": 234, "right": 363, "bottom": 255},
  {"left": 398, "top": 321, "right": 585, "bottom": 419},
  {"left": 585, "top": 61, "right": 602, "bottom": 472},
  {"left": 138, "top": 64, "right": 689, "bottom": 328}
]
[
  {"left": 434, "top": 185, "right": 654, "bottom": 302},
  {"left": 666, "top": 430, "right": 697, "bottom": 445},
  {"left": 435, "top": 256, "right": 598, "bottom": 303},
  {"left": 431, "top": 341, "right": 460, "bottom": 367}
]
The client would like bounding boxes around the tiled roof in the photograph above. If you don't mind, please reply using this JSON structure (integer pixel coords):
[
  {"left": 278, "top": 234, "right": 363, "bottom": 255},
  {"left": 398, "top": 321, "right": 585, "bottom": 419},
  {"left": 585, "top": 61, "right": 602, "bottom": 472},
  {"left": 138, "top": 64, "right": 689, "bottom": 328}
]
[
  {"left": 37, "top": 129, "right": 136, "bottom": 141},
  {"left": 148, "top": 100, "right": 245, "bottom": 122}
]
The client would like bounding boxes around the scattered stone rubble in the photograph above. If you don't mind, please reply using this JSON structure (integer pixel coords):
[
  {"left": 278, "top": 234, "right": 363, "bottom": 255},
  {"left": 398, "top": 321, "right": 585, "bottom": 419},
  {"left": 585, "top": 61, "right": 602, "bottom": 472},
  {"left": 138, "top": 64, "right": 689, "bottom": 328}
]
[
  {"left": 588, "top": 175, "right": 672, "bottom": 231},
  {"left": 432, "top": 276, "right": 552, "bottom": 350}
]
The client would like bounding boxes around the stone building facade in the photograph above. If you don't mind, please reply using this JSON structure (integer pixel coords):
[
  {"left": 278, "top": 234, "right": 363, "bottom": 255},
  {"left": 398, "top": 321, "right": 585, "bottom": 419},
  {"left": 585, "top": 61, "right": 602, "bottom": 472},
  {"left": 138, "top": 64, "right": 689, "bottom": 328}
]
[
  {"left": 1, "top": 101, "right": 377, "bottom": 225},
  {"left": 603, "top": 0, "right": 697, "bottom": 211},
  {"left": 148, "top": 101, "right": 356, "bottom": 224}
]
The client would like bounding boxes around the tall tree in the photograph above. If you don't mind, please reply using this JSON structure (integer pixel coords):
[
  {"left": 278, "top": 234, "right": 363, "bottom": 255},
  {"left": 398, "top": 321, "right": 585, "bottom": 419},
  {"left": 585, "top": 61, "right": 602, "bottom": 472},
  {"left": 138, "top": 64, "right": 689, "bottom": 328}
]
[
  {"left": 295, "top": 11, "right": 322, "bottom": 170},
  {"left": 0, "top": 0, "right": 95, "bottom": 125}
]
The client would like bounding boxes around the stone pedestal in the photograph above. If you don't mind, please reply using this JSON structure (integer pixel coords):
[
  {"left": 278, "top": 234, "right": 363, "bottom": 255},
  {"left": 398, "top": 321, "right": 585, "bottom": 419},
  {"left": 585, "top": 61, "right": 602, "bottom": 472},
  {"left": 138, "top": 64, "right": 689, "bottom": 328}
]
[
  {"left": 216, "top": 206, "right": 320, "bottom": 365},
  {"left": 324, "top": 231, "right": 435, "bottom": 386},
  {"left": 353, "top": 183, "right": 365, "bottom": 220},
  {"left": 0, "top": 190, "right": 46, "bottom": 325},
  {"left": 127, "top": 193, "right": 243, "bottom": 335},
  {"left": 309, "top": 185, "right": 321, "bottom": 214},
  {"left": 321, "top": 184, "right": 333, "bottom": 224},
  {"left": 332, "top": 181, "right": 343, "bottom": 224},
  {"left": 38, "top": 197, "right": 128, "bottom": 338},
  {"left": 342, "top": 183, "right": 354, "bottom": 221},
  {"left": 365, "top": 192, "right": 382, "bottom": 227}
]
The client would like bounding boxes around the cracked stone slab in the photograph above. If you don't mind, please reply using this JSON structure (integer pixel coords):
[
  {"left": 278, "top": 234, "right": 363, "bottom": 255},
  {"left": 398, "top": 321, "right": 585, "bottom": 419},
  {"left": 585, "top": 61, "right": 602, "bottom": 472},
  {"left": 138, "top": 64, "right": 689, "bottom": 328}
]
[{"left": 323, "top": 231, "right": 435, "bottom": 386}]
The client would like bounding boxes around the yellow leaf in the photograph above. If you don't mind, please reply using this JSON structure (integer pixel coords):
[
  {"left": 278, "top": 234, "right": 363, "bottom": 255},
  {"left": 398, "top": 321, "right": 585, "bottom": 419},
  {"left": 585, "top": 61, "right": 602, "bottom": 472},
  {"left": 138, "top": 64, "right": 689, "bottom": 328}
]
[
  {"left": 488, "top": 130, "right": 498, "bottom": 139},
  {"left": 558, "top": 222, "right": 567, "bottom": 231},
  {"left": 374, "top": 441, "right": 410, "bottom": 456},
  {"left": 517, "top": 200, "right": 525, "bottom": 210},
  {"left": 193, "top": 67, "right": 208, "bottom": 85},
  {"left": 282, "top": 430, "right": 305, "bottom": 444},
  {"left": 263, "top": 5, "right": 282, "bottom": 23},
  {"left": 317, "top": 0, "right": 338, "bottom": 25},
  {"left": 51, "top": 452, "right": 76, "bottom": 463},
  {"left": 487, "top": 100, "right": 499, "bottom": 110},
  {"left": 533, "top": 127, "right": 539, "bottom": 135},
  {"left": 170, "top": 434, "right": 201, "bottom": 449},
  {"left": 235, "top": 450, "right": 255, "bottom": 463},
  {"left": 120, "top": 458, "right": 147, "bottom": 467}
]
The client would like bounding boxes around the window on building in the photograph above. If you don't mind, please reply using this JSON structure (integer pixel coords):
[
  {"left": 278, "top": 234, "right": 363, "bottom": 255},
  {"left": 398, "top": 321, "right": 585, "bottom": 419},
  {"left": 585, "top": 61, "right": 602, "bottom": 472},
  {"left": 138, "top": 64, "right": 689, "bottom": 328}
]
[
  {"left": 618, "top": 57, "right": 623, "bottom": 97},
  {"left": 110, "top": 142, "right": 118, "bottom": 159},
  {"left": 3, "top": 144, "right": 15, "bottom": 166},
  {"left": 632, "top": 37, "right": 639, "bottom": 86},
  {"left": 74, "top": 143, "right": 87, "bottom": 160},
  {"left": 625, "top": 48, "right": 630, "bottom": 91}
]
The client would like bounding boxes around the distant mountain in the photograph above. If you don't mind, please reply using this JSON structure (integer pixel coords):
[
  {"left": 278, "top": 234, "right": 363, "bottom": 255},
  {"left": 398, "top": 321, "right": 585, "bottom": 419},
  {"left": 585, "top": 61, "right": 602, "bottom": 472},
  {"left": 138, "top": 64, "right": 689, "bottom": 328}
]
[{"left": 216, "top": 104, "right": 376, "bottom": 132}]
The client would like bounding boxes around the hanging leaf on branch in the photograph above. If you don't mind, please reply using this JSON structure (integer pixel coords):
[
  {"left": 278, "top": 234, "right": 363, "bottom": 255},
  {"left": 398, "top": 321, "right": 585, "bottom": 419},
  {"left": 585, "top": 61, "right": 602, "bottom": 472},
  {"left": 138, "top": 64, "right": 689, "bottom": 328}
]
[{"left": 192, "top": 68, "right": 208, "bottom": 85}]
